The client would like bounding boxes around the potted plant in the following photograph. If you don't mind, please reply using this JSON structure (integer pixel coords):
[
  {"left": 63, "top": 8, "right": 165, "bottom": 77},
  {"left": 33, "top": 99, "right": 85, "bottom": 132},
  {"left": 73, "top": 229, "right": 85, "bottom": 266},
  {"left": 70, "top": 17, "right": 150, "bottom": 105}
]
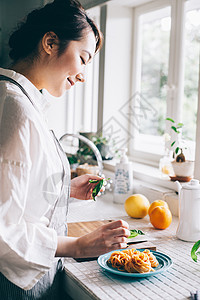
[
  {"left": 166, "top": 118, "right": 194, "bottom": 179},
  {"left": 79, "top": 132, "right": 115, "bottom": 160},
  {"left": 91, "top": 134, "right": 114, "bottom": 160}
]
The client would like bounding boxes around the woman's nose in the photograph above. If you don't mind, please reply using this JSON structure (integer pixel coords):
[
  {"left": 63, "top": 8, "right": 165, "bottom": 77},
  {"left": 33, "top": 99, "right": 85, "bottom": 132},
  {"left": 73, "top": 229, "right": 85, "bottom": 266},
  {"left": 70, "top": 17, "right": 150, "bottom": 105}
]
[{"left": 76, "top": 73, "right": 85, "bottom": 83}]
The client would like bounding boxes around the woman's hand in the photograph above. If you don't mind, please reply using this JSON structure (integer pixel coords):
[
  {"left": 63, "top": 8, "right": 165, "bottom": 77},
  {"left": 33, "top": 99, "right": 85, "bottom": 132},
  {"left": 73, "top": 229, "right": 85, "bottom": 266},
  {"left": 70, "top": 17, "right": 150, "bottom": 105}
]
[
  {"left": 74, "top": 220, "right": 130, "bottom": 258},
  {"left": 70, "top": 174, "right": 103, "bottom": 200},
  {"left": 55, "top": 220, "right": 130, "bottom": 258}
]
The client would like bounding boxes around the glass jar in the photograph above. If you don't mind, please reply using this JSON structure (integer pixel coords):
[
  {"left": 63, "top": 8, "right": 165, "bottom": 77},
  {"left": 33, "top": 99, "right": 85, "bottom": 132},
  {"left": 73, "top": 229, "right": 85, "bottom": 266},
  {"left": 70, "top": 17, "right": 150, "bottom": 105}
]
[{"left": 159, "top": 149, "right": 174, "bottom": 177}]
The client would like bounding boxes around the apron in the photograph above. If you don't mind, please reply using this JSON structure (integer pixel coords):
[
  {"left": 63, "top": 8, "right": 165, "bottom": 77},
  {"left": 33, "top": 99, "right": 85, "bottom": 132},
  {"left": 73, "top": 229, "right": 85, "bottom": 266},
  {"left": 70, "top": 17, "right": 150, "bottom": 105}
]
[{"left": 0, "top": 75, "right": 71, "bottom": 299}]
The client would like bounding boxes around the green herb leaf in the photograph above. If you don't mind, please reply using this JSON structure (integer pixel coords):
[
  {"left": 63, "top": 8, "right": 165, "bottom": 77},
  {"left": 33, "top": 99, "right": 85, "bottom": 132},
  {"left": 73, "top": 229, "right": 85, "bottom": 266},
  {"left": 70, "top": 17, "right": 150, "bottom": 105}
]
[
  {"left": 137, "top": 230, "right": 145, "bottom": 235},
  {"left": 128, "top": 230, "right": 138, "bottom": 238},
  {"left": 89, "top": 178, "right": 110, "bottom": 185},
  {"left": 89, "top": 178, "right": 111, "bottom": 200},
  {"left": 128, "top": 229, "right": 145, "bottom": 239},
  {"left": 171, "top": 141, "right": 176, "bottom": 147},
  {"left": 166, "top": 118, "right": 175, "bottom": 123},
  {"left": 89, "top": 179, "right": 99, "bottom": 183},
  {"left": 91, "top": 180, "right": 103, "bottom": 201},
  {"left": 191, "top": 240, "right": 200, "bottom": 262}
]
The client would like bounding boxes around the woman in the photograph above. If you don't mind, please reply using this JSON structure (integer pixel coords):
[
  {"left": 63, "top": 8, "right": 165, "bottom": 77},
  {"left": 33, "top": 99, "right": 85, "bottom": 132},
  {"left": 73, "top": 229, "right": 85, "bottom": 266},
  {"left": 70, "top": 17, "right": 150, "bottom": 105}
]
[{"left": 0, "top": 0, "right": 129, "bottom": 299}]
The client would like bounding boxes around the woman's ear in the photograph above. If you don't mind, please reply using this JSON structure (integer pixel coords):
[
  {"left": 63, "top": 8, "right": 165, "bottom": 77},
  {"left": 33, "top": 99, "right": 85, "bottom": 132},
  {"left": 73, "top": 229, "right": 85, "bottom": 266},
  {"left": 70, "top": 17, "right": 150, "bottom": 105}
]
[{"left": 42, "top": 31, "right": 59, "bottom": 55}]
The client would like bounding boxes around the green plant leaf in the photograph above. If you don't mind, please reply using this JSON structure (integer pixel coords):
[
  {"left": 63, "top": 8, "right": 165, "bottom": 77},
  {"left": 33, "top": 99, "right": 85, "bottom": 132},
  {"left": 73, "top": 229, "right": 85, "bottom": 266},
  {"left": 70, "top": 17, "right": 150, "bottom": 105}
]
[
  {"left": 191, "top": 240, "right": 200, "bottom": 262},
  {"left": 171, "top": 141, "right": 176, "bottom": 147},
  {"left": 171, "top": 126, "right": 178, "bottom": 133},
  {"left": 166, "top": 118, "right": 175, "bottom": 123},
  {"left": 128, "top": 229, "right": 145, "bottom": 239},
  {"left": 175, "top": 147, "right": 179, "bottom": 154},
  {"left": 68, "top": 155, "right": 78, "bottom": 164},
  {"left": 177, "top": 123, "right": 184, "bottom": 128}
]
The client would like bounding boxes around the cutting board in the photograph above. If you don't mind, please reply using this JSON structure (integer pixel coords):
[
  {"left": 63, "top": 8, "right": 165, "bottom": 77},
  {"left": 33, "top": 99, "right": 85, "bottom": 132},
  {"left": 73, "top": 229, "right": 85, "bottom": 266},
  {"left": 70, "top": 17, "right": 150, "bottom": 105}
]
[
  {"left": 68, "top": 220, "right": 113, "bottom": 237},
  {"left": 68, "top": 220, "right": 156, "bottom": 261}
]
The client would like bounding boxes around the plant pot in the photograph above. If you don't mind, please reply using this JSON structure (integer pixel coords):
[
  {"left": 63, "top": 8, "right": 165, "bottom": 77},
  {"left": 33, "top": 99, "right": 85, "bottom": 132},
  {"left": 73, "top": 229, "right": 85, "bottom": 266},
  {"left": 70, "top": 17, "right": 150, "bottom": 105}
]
[{"left": 171, "top": 160, "right": 194, "bottom": 177}]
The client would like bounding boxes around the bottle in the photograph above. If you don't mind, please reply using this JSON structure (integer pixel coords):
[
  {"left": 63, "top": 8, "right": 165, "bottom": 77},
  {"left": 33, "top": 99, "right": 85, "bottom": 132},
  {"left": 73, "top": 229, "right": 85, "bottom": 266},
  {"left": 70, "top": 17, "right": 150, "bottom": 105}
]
[{"left": 113, "top": 148, "right": 133, "bottom": 204}]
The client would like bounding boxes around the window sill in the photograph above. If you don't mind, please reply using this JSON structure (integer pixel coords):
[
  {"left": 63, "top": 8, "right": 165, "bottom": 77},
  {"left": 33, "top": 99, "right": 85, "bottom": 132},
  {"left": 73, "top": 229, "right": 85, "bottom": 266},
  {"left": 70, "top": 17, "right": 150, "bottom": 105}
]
[
  {"left": 103, "top": 159, "right": 178, "bottom": 191},
  {"left": 103, "top": 159, "right": 179, "bottom": 217}
]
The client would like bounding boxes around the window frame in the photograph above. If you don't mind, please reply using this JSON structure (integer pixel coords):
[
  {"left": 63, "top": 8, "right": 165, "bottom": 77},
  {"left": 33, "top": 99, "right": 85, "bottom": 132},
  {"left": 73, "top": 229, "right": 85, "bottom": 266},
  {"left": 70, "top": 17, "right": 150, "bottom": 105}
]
[
  {"left": 129, "top": 0, "right": 180, "bottom": 166},
  {"left": 194, "top": 56, "right": 200, "bottom": 180}
]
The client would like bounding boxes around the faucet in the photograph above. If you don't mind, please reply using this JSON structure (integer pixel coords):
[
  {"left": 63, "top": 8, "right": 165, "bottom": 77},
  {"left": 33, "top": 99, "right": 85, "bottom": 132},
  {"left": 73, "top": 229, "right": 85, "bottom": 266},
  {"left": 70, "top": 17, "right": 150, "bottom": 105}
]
[{"left": 59, "top": 133, "right": 103, "bottom": 176}]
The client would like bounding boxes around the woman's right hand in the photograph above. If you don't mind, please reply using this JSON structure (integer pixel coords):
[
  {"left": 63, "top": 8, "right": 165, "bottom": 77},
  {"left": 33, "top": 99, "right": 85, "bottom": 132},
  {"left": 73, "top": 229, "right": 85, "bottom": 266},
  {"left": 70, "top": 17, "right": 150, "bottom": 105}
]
[{"left": 74, "top": 219, "right": 130, "bottom": 258}]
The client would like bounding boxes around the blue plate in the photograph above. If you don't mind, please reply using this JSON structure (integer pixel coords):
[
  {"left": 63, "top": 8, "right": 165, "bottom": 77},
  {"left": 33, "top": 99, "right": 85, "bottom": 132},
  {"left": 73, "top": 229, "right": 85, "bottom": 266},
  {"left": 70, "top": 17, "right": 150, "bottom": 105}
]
[{"left": 98, "top": 249, "right": 172, "bottom": 278}]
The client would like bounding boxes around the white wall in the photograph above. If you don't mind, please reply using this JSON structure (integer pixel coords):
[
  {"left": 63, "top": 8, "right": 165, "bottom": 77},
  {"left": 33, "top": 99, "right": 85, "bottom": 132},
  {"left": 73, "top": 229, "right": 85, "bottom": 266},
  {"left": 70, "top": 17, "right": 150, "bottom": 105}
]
[{"left": 102, "top": 5, "right": 133, "bottom": 151}]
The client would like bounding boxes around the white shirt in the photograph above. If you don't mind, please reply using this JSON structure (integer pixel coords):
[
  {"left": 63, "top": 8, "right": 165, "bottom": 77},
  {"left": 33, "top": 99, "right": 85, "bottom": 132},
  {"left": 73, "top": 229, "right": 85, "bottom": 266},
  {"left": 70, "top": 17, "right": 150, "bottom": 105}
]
[{"left": 0, "top": 68, "right": 64, "bottom": 290}]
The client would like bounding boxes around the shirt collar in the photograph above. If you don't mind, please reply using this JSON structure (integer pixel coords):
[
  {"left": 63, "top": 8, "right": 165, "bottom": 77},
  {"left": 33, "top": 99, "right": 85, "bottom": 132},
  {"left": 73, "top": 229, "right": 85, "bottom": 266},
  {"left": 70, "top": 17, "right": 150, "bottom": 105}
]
[{"left": 0, "top": 67, "right": 51, "bottom": 113}]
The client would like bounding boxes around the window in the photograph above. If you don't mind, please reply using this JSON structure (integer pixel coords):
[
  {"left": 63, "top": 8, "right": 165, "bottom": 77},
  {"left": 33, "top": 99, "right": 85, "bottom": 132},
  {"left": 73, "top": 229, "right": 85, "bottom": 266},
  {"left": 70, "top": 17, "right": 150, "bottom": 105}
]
[
  {"left": 131, "top": 4, "right": 171, "bottom": 158},
  {"left": 129, "top": 0, "right": 200, "bottom": 166},
  {"left": 139, "top": 7, "right": 171, "bottom": 137}
]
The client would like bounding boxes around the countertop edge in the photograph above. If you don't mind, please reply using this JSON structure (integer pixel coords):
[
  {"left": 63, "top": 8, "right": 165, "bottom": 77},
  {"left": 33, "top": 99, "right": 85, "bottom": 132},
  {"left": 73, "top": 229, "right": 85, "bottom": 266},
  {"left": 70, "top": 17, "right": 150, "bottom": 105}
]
[{"left": 63, "top": 264, "right": 100, "bottom": 300}]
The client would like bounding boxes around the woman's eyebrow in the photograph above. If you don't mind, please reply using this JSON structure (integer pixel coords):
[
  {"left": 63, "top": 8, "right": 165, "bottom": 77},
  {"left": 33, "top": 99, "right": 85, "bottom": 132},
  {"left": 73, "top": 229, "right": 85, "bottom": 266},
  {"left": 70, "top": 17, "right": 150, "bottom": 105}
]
[{"left": 83, "top": 50, "right": 92, "bottom": 61}]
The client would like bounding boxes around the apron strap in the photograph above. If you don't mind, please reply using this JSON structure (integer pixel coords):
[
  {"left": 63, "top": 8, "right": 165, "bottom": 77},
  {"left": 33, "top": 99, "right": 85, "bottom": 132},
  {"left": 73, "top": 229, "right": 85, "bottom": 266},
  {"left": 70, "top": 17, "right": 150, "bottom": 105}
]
[{"left": 0, "top": 75, "right": 36, "bottom": 107}]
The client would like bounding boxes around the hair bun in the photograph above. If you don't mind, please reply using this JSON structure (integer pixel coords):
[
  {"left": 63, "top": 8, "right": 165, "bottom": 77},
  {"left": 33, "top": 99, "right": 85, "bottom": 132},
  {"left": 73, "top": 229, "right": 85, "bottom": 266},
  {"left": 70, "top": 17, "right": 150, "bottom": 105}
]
[{"left": 53, "top": 0, "right": 82, "bottom": 8}]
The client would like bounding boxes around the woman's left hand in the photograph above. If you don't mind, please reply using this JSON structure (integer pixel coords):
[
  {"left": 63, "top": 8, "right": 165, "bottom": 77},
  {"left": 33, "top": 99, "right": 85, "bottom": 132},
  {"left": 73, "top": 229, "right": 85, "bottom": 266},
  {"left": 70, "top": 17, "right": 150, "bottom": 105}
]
[{"left": 70, "top": 174, "right": 103, "bottom": 200}]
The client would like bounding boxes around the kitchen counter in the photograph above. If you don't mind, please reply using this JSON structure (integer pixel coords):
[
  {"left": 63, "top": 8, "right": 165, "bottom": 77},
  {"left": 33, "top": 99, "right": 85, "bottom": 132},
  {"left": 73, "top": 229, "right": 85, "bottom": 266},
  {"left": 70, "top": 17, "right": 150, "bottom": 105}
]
[{"left": 63, "top": 193, "right": 200, "bottom": 300}]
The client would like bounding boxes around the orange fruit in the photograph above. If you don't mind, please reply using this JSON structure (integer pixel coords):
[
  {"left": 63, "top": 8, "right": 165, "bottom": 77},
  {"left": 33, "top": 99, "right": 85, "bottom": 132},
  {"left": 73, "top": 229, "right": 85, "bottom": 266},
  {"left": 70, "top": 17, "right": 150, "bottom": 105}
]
[
  {"left": 149, "top": 206, "right": 172, "bottom": 229},
  {"left": 148, "top": 200, "right": 169, "bottom": 216},
  {"left": 124, "top": 194, "right": 150, "bottom": 219}
]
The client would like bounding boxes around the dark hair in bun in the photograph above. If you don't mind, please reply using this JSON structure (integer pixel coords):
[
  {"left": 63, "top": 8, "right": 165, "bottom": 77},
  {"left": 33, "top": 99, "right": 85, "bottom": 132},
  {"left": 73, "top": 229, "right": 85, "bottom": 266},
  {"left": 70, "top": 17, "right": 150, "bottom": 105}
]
[{"left": 9, "top": 0, "right": 102, "bottom": 61}]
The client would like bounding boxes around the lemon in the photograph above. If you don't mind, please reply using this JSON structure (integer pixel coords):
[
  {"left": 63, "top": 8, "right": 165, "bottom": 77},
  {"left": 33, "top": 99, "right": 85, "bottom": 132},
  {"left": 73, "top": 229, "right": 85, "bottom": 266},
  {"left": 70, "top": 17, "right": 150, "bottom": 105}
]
[{"left": 124, "top": 194, "right": 150, "bottom": 219}]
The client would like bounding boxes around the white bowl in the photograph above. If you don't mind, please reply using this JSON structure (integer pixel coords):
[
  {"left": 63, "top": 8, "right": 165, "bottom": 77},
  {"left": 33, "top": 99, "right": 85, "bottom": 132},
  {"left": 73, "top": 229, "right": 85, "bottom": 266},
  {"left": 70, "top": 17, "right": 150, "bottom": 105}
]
[{"left": 171, "top": 160, "right": 194, "bottom": 177}]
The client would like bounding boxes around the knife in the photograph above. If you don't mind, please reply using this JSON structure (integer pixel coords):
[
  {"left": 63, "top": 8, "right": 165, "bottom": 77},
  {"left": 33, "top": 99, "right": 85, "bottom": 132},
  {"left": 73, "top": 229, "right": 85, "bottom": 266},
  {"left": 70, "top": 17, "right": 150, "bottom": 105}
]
[
  {"left": 127, "top": 235, "right": 148, "bottom": 244},
  {"left": 127, "top": 232, "right": 156, "bottom": 244}
]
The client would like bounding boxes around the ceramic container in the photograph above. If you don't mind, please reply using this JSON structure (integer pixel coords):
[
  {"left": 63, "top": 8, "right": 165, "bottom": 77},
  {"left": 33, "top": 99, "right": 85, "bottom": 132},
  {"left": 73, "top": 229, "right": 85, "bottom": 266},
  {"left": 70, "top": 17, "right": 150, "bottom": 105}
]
[
  {"left": 176, "top": 179, "right": 200, "bottom": 242},
  {"left": 171, "top": 160, "right": 194, "bottom": 177}
]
